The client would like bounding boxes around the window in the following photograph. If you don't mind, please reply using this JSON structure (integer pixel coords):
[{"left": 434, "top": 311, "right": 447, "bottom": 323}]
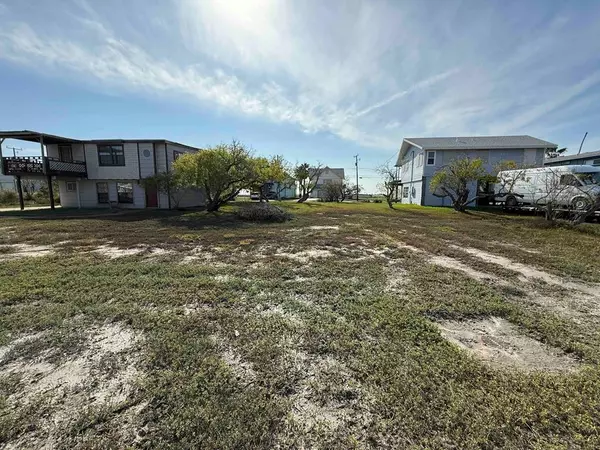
[
  {"left": 96, "top": 182, "right": 109, "bottom": 204},
  {"left": 117, "top": 182, "right": 134, "bottom": 204},
  {"left": 426, "top": 151, "right": 436, "bottom": 166},
  {"left": 560, "top": 174, "right": 580, "bottom": 187},
  {"left": 402, "top": 186, "right": 409, "bottom": 198},
  {"left": 66, "top": 182, "right": 76, "bottom": 192},
  {"left": 58, "top": 144, "right": 73, "bottom": 162},
  {"left": 173, "top": 151, "right": 184, "bottom": 161},
  {"left": 97, "top": 144, "right": 125, "bottom": 166},
  {"left": 593, "top": 159, "right": 600, "bottom": 166}
]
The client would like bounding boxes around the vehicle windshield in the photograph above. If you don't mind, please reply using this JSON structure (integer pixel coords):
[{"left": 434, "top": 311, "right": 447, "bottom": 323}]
[{"left": 576, "top": 172, "right": 600, "bottom": 185}]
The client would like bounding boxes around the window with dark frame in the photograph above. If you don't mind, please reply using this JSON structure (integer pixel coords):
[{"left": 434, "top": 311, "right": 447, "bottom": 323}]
[
  {"left": 58, "top": 144, "right": 73, "bottom": 162},
  {"left": 402, "top": 186, "right": 409, "bottom": 198},
  {"left": 96, "top": 182, "right": 109, "bottom": 204},
  {"left": 560, "top": 174, "right": 579, "bottom": 187},
  {"left": 66, "top": 182, "right": 76, "bottom": 192},
  {"left": 173, "top": 151, "right": 184, "bottom": 161},
  {"left": 426, "top": 151, "right": 436, "bottom": 165},
  {"left": 97, "top": 144, "right": 125, "bottom": 166},
  {"left": 117, "top": 182, "right": 134, "bottom": 204}
]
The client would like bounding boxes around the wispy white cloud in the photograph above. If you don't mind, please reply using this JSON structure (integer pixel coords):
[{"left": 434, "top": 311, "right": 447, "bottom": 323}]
[
  {"left": 355, "top": 69, "right": 460, "bottom": 118},
  {"left": 0, "top": 0, "right": 599, "bottom": 151}
]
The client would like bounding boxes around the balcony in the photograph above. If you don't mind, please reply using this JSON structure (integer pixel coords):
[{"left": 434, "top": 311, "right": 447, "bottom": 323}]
[{"left": 2, "top": 156, "right": 87, "bottom": 178}]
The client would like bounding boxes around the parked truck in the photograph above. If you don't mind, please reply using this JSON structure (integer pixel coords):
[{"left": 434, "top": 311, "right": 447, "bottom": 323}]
[{"left": 494, "top": 165, "right": 600, "bottom": 210}]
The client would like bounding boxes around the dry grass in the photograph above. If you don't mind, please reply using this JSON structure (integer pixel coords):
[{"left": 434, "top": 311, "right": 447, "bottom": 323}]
[{"left": 1, "top": 202, "right": 600, "bottom": 448}]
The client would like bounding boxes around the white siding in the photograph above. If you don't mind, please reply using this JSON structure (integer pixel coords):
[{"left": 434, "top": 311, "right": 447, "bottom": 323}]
[
  {"left": 51, "top": 140, "right": 203, "bottom": 210},
  {"left": 59, "top": 180, "right": 145, "bottom": 209},
  {"left": 138, "top": 142, "right": 156, "bottom": 178},
  {"left": 85, "top": 143, "right": 140, "bottom": 180}
]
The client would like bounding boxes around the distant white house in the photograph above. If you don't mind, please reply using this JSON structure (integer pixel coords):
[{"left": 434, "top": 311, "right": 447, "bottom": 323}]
[
  {"left": 0, "top": 130, "right": 205, "bottom": 210},
  {"left": 395, "top": 135, "right": 558, "bottom": 207},
  {"left": 309, "top": 167, "right": 345, "bottom": 198},
  {"left": 0, "top": 173, "right": 15, "bottom": 191}
]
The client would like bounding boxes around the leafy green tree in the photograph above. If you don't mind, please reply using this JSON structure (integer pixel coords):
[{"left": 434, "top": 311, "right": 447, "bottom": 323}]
[
  {"left": 141, "top": 171, "right": 186, "bottom": 209},
  {"left": 429, "top": 157, "right": 487, "bottom": 212},
  {"left": 295, "top": 163, "right": 323, "bottom": 203},
  {"left": 175, "top": 140, "right": 256, "bottom": 212},
  {"left": 250, "top": 155, "right": 290, "bottom": 201}
]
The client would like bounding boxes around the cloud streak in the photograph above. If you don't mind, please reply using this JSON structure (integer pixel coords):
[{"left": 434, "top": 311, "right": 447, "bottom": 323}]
[{"left": 0, "top": 0, "right": 599, "bottom": 153}]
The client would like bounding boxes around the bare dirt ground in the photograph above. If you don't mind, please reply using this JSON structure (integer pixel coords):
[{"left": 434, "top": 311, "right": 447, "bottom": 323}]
[{"left": 1, "top": 203, "right": 600, "bottom": 448}]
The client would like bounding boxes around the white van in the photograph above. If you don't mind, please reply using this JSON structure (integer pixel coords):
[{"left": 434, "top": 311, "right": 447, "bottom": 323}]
[{"left": 495, "top": 165, "right": 600, "bottom": 209}]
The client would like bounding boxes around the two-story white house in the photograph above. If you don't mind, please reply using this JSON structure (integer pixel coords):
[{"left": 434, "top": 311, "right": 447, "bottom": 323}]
[
  {"left": 395, "top": 135, "right": 558, "bottom": 207},
  {"left": 310, "top": 167, "right": 345, "bottom": 198},
  {"left": 0, "top": 130, "right": 205, "bottom": 210}
]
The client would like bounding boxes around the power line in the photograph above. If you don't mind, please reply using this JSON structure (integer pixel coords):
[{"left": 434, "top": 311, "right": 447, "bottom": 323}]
[{"left": 5, "top": 146, "right": 23, "bottom": 157}]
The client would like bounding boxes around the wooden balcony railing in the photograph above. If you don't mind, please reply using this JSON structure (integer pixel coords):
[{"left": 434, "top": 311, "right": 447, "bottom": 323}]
[{"left": 2, "top": 156, "right": 87, "bottom": 177}]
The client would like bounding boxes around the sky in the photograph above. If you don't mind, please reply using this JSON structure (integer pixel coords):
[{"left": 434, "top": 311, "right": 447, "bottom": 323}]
[{"left": 0, "top": 0, "right": 599, "bottom": 193}]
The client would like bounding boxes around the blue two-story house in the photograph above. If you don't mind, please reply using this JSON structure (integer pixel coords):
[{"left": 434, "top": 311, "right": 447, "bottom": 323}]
[{"left": 394, "top": 135, "right": 557, "bottom": 206}]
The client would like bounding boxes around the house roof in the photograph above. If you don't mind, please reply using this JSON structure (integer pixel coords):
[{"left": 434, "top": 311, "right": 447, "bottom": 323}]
[
  {"left": 396, "top": 135, "right": 558, "bottom": 166},
  {"left": 309, "top": 167, "right": 344, "bottom": 179},
  {"left": 0, "top": 130, "right": 202, "bottom": 152},
  {"left": 544, "top": 150, "right": 600, "bottom": 165}
]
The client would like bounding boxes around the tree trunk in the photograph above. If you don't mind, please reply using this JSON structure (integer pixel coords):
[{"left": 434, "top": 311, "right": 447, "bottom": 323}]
[
  {"left": 206, "top": 200, "right": 222, "bottom": 212},
  {"left": 297, "top": 193, "right": 309, "bottom": 203}
]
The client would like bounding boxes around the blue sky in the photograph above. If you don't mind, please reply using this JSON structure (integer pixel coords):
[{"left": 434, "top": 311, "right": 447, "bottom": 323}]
[{"left": 1, "top": 0, "right": 600, "bottom": 192}]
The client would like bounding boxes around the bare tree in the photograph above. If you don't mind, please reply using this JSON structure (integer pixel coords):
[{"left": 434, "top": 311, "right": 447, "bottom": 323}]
[
  {"left": 295, "top": 163, "right": 323, "bottom": 203},
  {"left": 319, "top": 179, "right": 349, "bottom": 202},
  {"left": 377, "top": 163, "right": 398, "bottom": 209},
  {"left": 534, "top": 168, "right": 600, "bottom": 225}
]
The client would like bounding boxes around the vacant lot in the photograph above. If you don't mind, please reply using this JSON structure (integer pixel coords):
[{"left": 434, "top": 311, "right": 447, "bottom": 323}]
[{"left": 1, "top": 202, "right": 600, "bottom": 449}]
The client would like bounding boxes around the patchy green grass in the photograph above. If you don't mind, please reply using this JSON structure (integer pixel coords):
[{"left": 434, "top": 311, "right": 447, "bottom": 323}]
[{"left": 1, "top": 202, "right": 600, "bottom": 448}]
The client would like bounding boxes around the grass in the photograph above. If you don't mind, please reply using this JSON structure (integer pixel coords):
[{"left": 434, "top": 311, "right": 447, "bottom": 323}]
[{"left": 0, "top": 201, "right": 600, "bottom": 448}]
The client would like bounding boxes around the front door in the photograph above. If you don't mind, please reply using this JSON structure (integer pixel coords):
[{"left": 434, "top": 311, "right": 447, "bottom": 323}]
[{"left": 145, "top": 186, "right": 158, "bottom": 207}]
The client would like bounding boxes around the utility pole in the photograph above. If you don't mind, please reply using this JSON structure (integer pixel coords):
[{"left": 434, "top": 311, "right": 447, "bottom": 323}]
[
  {"left": 5, "top": 146, "right": 22, "bottom": 157},
  {"left": 578, "top": 132, "right": 588, "bottom": 155},
  {"left": 354, "top": 154, "right": 360, "bottom": 201}
]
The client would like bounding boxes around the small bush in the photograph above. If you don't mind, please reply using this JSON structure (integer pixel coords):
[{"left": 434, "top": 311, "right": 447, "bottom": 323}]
[
  {"left": 0, "top": 190, "right": 18, "bottom": 205},
  {"left": 32, "top": 191, "right": 50, "bottom": 204},
  {"left": 373, "top": 199, "right": 383, "bottom": 203},
  {"left": 236, "top": 203, "right": 293, "bottom": 223}
]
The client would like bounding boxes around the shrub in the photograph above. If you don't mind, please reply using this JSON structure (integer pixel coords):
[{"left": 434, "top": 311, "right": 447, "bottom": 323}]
[
  {"left": 0, "top": 190, "right": 18, "bottom": 205},
  {"left": 32, "top": 191, "right": 58, "bottom": 205},
  {"left": 236, "top": 203, "right": 293, "bottom": 223}
]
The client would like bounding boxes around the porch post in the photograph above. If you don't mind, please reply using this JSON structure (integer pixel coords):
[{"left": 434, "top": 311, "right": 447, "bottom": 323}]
[
  {"left": 16, "top": 176, "right": 24, "bottom": 210},
  {"left": 0, "top": 138, "right": 4, "bottom": 176},
  {"left": 77, "top": 180, "right": 81, "bottom": 209},
  {"left": 47, "top": 175, "right": 55, "bottom": 210},
  {"left": 40, "top": 134, "right": 45, "bottom": 158}
]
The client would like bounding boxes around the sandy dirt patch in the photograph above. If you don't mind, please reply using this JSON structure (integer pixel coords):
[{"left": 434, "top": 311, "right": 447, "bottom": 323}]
[
  {"left": 437, "top": 317, "right": 578, "bottom": 372},
  {"left": 220, "top": 347, "right": 257, "bottom": 382},
  {"left": 385, "top": 266, "right": 409, "bottom": 293},
  {"left": 276, "top": 349, "right": 373, "bottom": 447},
  {"left": 0, "top": 322, "right": 143, "bottom": 448},
  {"left": 307, "top": 226, "right": 340, "bottom": 231},
  {"left": 453, "top": 245, "right": 600, "bottom": 297},
  {"left": 277, "top": 249, "right": 333, "bottom": 263},
  {"left": 429, "top": 255, "right": 498, "bottom": 282},
  {"left": 93, "top": 244, "right": 146, "bottom": 259},
  {"left": 0, "top": 243, "right": 54, "bottom": 261}
]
